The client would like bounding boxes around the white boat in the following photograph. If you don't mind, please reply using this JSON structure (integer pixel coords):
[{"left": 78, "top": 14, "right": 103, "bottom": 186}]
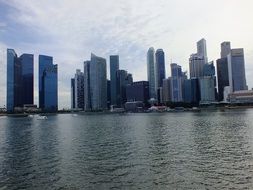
[{"left": 37, "top": 116, "right": 48, "bottom": 120}]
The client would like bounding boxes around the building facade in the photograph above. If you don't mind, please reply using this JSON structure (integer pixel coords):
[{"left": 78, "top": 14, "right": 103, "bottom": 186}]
[
  {"left": 220, "top": 41, "right": 231, "bottom": 58},
  {"left": 183, "top": 78, "right": 200, "bottom": 104},
  {"left": 228, "top": 48, "right": 247, "bottom": 92},
  {"left": 84, "top": 60, "right": 91, "bottom": 111},
  {"left": 170, "top": 63, "right": 183, "bottom": 102},
  {"left": 126, "top": 81, "right": 149, "bottom": 105},
  {"left": 189, "top": 54, "right": 205, "bottom": 78},
  {"left": 71, "top": 69, "right": 84, "bottom": 110},
  {"left": 116, "top": 70, "right": 133, "bottom": 107},
  {"left": 39, "top": 55, "right": 58, "bottom": 112},
  {"left": 110, "top": 55, "right": 119, "bottom": 106},
  {"left": 155, "top": 49, "right": 166, "bottom": 90},
  {"left": 147, "top": 47, "right": 156, "bottom": 99},
  {"left": 162, "top": 78, "right": 171, "bottom": 103},
  {"left": 7, "top": 49, "right": 34, "bottom": 112},
  {"left": 197, "top": 38, "right": 208, "bottom": 64},
  {"left": 199, "top": 76, "right": 216, "bottom": 104},
  {"left": 216, "top": 57, "right": 229, "bottom": 101},
  {"left": 89, "top": 53, "right": 107, "bottom": 111}
]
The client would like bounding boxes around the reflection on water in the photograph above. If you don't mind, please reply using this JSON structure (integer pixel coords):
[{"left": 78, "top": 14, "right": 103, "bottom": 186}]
[{"left": 0, "top": 110, "right": 253, "bottom": 189}]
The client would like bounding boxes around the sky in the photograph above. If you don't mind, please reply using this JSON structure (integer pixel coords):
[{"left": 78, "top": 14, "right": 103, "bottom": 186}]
[{"left": 0, "top": 0, "right": 253, "bottom": 109}]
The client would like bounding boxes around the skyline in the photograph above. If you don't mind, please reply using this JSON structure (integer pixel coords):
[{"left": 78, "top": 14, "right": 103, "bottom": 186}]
[{"left": 1, "top": 0, "right": 253, "bottom": 109}]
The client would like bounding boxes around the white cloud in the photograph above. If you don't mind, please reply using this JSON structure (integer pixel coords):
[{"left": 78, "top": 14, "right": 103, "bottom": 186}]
[{"left": 1, "top": 0, "right": 253, "bottom": 108}]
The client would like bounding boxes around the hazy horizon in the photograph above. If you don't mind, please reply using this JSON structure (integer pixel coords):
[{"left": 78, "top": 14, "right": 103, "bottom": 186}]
[{"left": 1, "top": 0, "right": 253, "bottom": 109}]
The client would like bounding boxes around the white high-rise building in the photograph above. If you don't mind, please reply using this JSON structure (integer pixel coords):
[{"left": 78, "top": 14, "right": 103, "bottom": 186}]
[
  {"left": 84, "top": 53, "right": 107, "bottom": 111},
  {"left": 197, "top": 38, "right": 208, "bottom": 64},
  {"left": 220, "top": 41, "right": 231, "bottom": 58},
  {"left": 189, "top": 38, "right": 208, "bottom": 79},
  {"left": 147, "top": 47, "right": 156, "bottom": 99},
  {"left": 189, "top": 53, "right": 205, "bottom": 78}
]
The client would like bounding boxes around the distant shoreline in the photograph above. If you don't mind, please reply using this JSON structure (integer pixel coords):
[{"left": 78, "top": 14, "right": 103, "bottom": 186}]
[{"left": 1, "top": 105, "right": 253, "bottom": 117}]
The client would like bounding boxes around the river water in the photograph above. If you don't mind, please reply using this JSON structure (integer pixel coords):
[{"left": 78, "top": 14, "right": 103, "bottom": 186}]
[{"left": 0, "top": 110, "right": 253, "bottom": 189}]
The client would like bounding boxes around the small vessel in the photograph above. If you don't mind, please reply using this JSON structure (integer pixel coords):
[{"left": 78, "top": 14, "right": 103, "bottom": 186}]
[
  {"left": 72, "top": 114, "right": 78, "bottom": 117},
  {"left": 37, "top": 116, "right": 48, "bottom": 120}
]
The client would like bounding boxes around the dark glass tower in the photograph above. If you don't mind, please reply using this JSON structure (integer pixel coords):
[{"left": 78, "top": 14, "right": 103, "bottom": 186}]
[
  {"left": 7, "top": 49, "right": 34, "bottom": 112},
  {"left": 155, "top": 49, "right": 166, "bottom": 89},
  {"left": 39, "top": 55, "right": 58, "bottom": 112},
  {"left": 216, "top": 58, "right": 229, "bottom": 101},
  {"left": 110, "top": 55, "right": 119, "bottom": 106},
  {"left": 20, "top": 54, "right": 34, "bottom": 105}
]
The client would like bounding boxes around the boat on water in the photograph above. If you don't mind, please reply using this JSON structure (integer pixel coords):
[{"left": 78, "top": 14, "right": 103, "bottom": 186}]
[{"left": 37, "top": 116, "right": 48, "bottom": 120}]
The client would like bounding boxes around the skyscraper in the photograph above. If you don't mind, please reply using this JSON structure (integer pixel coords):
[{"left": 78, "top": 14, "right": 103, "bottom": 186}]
[
  {"left": 147, "top": 47, "right": 156, "bottom": 99},
  {"left": 84, "top": 60, "right": 91, "bottom": 111},
  {"left": 200, "top": 61, "right": 217, "bottom": 103},
  {"left": 20, "top": 54, "right": 34, "bottom": 105},
  {"left": 183, "top": 78, "right": 200, "bottom": 104},
  {"left": 170, "top": 63, "right": 184, "bottom": 102},
  {"left": 89, "top": 53, "right": 107, "bottom": 111},
  {"left": 71, "top": 78, "right": 75, "bottom": 109},
  {"left": 228, "top": 48, "right": 247, "bottom": 92},
  {"left": 71, "top": 69, "right": 84, "bottom": 109},
  {"left": 189, "top": 39, "right": 208, "bottom": 79},
  {"left": 7, "top": 49, "right": 34, "bottom": 112},
  {"left": 155, "top": 49, "right": 166, "bottom": 90},
  {"left": 199, "top": 76, "right": 216, "bottom": 103},
  {"left": 110, "top": 55, "right": 119, "bottom": 106},
  {"left": 217, "top": 42, "right": 231, "bottom": 101},
  {"left": 189, "top": 54, "right": 205, "bottom": 78},
  {"left": 162, "top": 78, "right": 171, "bottom": 103},
  {"left": 116, "top": 70, "right": 132, "bottom": 107},
  {"left": 39, "top": 55, "right": 58, "bottom": 112},
  {"left": 126, "top": 81, "right": 149, "bottom": 104},
  {"left": 197, "top": 38, "right": 208, "bottom": 64},
  {"left": 220, "top": 41, "right": 231, "bottom": 58},
  {"left": 7, "top": 49, "right": 19, "bottom": 112},
  {"left": 217, "top": 57, "right": 229, "bottom": 101}
]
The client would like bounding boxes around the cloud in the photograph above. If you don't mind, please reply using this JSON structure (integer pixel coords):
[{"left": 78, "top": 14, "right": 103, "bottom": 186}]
[{"left": 1, "top": 0, "right": 253, "bottom": 108}]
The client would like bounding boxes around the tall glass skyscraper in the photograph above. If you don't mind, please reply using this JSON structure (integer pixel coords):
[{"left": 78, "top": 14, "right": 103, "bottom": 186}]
[
  {"left": 71, "top": 78, "right": 75, "bottom": 109},
  {"left": 197, "top": 38, "right": 208, "bottom": 64},
  {"left": 220, "top": 41, "right": 231, "bottom": 58},
  {"left": 170, "top": 63, "right": 183, "bottom": 102},
  {"left": 90, "top": 53, "right": 107, "bottom": 110},
  {"left": 110, "top": 55, "right": 119, "bottom": 106},
  {"left": 228, "top": 49, "right": 247, "bottom": 92},
  {"left": 217, "top": 58, "right": 229, "bottom": 101},
  {"left": 7, "top": 49, "right": 18, "bottom": 112},
  {"left": 71, "top": 69, "right": 84, "bottom": 109},
  {"left": 39, "top": 55, "right": 58, "bottom": 112},
  {"left": 147, "top": 47, "right": 156, "bottom": 99},
  {"left": 216, "top": 42, "right": 231, "bottom": 101},
  {"left": 189, "top": 39, "right": 208, "bottom": 79},
  {"left": 7, "top": 49, "right": 34, "bottom": 112},
  {"left": 155, "top": 49, "right": 166, "bottom": 90},
  {"left": 84, "top": 60, "right": 91, "bottom": 111},
  {"left": 20, "top": 54, "right": 34, "bottom": 105},
  {"left": 116, "top": 69, "right": 131, "bottom": 107}
]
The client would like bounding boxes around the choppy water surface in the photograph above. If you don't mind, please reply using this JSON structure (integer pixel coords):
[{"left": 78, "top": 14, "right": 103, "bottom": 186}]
[{"left": 1, "top": 110, "right": 253, "bottom": 189}]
